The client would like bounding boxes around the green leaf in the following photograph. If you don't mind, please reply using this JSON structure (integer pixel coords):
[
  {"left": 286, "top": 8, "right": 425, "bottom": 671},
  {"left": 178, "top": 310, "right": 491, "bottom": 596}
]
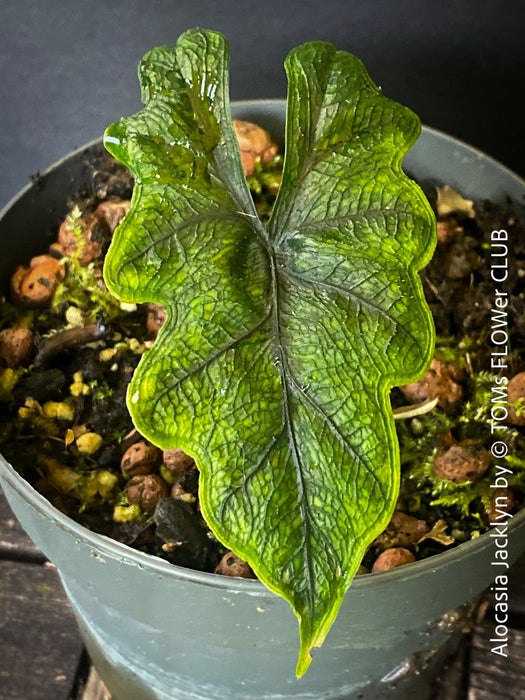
[{"left": 103, "top": 29, "right": 436, "bottom": 676}]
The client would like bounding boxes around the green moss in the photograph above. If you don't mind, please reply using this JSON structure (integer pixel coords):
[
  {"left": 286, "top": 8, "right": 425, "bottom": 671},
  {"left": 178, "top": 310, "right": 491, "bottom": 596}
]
[
  {"left": 246, "top": 154, "right": 283, "bottom": 222},
  {"left": 51, "top": 207, "right": 123, "bottom": 323},
  {"left": 396, "top": 368, "right": 525, "bottom": 535},
  {"left": 0, "top": 367, "right": 26, "bottom": 402}
]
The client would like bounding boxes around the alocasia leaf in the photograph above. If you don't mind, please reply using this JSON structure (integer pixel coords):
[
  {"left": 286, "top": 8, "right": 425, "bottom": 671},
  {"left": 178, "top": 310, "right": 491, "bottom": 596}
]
[{"left": 103, "top": 28, "right": 436, "bottom": 676}]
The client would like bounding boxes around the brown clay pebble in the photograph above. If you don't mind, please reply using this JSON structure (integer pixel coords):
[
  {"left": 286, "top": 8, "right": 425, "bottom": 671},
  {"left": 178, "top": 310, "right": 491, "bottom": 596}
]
[
  {"left": 399, "top": 358, "right": 463, "bottom": 407},
  {"left": 11, "top": 255, "right": 64, "bottom": 305},
  {"left": 94, "top": 199, "right": 131, "bottom": 232},
  {"left": 215, "top": 551, "right": 255, "bottom": 578},
  {"left": 10, "top": 266, "right": 29, "bottom": 301},
  {"left": 372, "top": 548, "right": 416, "bottom": 573},
  {"left": 121, "top": 440, "right": 161, "bottom": 477},
  {"left": 57, "top": 213, "right": 104, "bottom": 265},
  {"left": 146, "top": 303, "right": 167, "bottom": 337},
  {"left": 432, "top": 439, "right": 490, "bottom": 483},
  {"left": 507, "top": 372, "right": 525, "bottom": 426},
  {"left": 373, "top": 511, "right": 430, "bottom": 551},
  {"left": 162, "top": 448, "right": 195, "bottom": 474},
  {"left": 127, "top": 474, "right": 168, "bottom": 512},
  {"left": 0, "top": 327, "right": 33, "bottom": 368},
  {"left": 233, "top": 120, "right": 278, "bottom": 177}
]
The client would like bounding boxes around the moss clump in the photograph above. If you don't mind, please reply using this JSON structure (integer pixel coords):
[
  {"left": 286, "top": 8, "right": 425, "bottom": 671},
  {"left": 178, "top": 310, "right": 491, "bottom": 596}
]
[
  {"left": 396, "top": 368, "right": 525, "bottom": 538},
  {"left": 246, "top": 154, "right": 283, "bottom": 222},
  {"left": 51, "top": 207, "right": 123, "bottom": 324}
]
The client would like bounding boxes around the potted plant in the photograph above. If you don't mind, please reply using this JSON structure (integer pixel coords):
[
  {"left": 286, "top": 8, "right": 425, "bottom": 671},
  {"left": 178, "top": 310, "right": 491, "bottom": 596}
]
[{"left": 1, "top": 28, "right": 525, "bottom": 699}]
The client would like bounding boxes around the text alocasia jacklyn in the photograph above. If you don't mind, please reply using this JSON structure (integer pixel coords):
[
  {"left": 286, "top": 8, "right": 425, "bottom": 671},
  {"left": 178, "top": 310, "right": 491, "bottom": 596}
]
[{"left": 488, "top": 227, "right": 513, "bottom": 658}]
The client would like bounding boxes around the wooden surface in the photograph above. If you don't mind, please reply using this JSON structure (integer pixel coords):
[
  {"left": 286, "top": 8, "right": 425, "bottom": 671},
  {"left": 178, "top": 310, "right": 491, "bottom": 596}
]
[
  {"left": 469, "top": 623, "right": 525, "bottom": 700},
  {"left": 0, "top": 559, "right": 84, "bottom": 699},
  {"left": 1, "top": 484, "right": 525, "bottom": 699},
  {"left": 0, "top": 487, "right": 44, "bottom": 562}
]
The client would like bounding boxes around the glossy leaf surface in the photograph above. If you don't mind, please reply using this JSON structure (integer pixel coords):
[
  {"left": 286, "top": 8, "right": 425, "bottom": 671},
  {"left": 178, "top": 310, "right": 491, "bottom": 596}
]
[{"left": 103, "top": 29, "right": 436, "bottom": 675}]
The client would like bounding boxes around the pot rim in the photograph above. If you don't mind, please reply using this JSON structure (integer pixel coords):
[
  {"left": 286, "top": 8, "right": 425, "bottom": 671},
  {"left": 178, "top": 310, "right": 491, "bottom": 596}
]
[{"left": 1, "top": 98, "right": 525, "bottom": 597}]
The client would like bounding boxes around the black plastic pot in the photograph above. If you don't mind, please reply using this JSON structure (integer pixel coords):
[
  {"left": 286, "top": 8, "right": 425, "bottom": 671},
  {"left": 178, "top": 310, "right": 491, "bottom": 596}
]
[{"left": 1, "top": 100, "right": 525, "bottom": 700}]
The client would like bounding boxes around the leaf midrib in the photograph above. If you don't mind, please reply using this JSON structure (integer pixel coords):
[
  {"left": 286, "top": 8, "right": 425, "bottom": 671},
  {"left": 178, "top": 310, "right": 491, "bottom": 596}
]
[{"left": 268, "top": 248, "right": 317, "bottom": 615}]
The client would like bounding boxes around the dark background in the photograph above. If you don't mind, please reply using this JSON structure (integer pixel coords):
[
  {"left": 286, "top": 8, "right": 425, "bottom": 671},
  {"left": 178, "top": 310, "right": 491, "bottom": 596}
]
[{"left": 1, "top": 0, "right": 524, "bottom": 209}]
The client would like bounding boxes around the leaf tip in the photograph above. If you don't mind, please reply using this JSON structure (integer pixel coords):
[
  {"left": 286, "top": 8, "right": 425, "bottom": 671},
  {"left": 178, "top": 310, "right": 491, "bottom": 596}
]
[
  {"left": 295, "top": 615, "right": 332, "bottom": 678},
  {"left": 295, "top": 645, "right": 313, "bottom": 679}
]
